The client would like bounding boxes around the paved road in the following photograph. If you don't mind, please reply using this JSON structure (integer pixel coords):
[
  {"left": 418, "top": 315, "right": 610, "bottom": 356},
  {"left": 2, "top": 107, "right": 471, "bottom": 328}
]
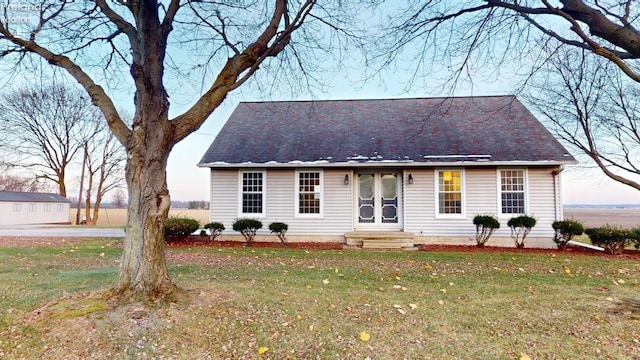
[{"left": 0, "top": 224, "right": 125, "bottom": 238}]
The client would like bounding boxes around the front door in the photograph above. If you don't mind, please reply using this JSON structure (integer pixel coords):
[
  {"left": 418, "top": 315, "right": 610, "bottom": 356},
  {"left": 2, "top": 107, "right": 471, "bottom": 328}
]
[{"left": 356, "top": 172, "right": 402, "bottom": 229}]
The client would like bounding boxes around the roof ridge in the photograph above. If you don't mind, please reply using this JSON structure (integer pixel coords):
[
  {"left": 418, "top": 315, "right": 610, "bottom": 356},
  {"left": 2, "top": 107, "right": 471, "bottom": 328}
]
[{"left": 238, "top": 95, "right": 516, "bottom": 104}]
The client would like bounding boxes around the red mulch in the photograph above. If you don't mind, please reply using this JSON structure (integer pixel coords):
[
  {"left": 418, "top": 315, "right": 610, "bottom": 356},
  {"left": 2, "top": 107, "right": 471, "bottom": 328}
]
[
  {"left": 165, "top": 237, "right": 344, "bottom": 250},
  {"left": 419, "top": 244, "right": 640, "bottom": 259}
]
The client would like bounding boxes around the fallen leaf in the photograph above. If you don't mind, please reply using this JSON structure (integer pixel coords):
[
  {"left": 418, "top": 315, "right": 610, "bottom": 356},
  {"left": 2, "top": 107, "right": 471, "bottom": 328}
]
[
  {"left": 322, "top": 279, "right": 330, "bottom": 285},
  {"left": 258, "top": 347, "right": 269, "bottom": 355},
  {"left": 393, "top": 304, "right": 402, "bottom": 309},
  {"left": 448, "top": 282, "right": 455, "bottom": 286},
  {"left": 618, "top": 279, "right": 626, "bottom": 284},
  {"left": 397, "top": 308, "right": 406, "bottom": 315},
  {"left": 335, "top": 268, "right": 339, "bottom": 273},
  {"left": 359, "top": 331, "right": 370, "bottom": 342},
  {"left": 440, "top": 288, "right": 447, "bottom": 294},
  {"left": 409, "top": 303, "right": 418, "bottom": 309},
  {"left": 99, "top": 252, "right": 105, "bottom": 257},
  {"left": 438, "top": 300, "right": 444, "bottom": 305},
  {"left": 565, "top": 269, "right": 571, "bottom": 274},
  {"left": 520, "top": 353, "right": 531, "bottom": 360}
]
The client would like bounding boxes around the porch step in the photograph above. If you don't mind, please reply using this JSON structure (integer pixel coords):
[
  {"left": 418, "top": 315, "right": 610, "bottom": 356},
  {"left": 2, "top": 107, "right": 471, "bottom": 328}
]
[{"left": 344, "top": 231, "right": 415, "bottom": 251}]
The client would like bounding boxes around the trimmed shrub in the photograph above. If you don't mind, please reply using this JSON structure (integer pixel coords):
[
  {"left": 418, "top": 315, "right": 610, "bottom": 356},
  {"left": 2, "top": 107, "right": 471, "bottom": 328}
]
[
  {"left": 164, "top": 216, "right": 200, "bottom": 237},
  {"left": 507, "top": 215, "right": 537, "bottom": 249},
  {"left": 472, "top": 215, "right": 500, "bottom": 247},
  {"left": 269, "top": 222, "right": 288, "bottom": 245},
  {"left": 552, "top": 219, "right": 584, "bottom": 250},
  {"left": 232, "top": 218, "right": 262, "bottom": 246},
  {"left": 629, "top": 228, "right": 640, "bottom": 250},
  {"left": 585, "top": 225, "right": 628, "bottom": 255},
  {"left": 204, "top": 222, "right": 225, "bottom": 242}
]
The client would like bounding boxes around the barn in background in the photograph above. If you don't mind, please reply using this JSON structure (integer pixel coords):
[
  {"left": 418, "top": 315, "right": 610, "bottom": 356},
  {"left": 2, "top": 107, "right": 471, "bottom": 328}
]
[{"left": 0, "top": 191, "right": 71, "bottom": 225}]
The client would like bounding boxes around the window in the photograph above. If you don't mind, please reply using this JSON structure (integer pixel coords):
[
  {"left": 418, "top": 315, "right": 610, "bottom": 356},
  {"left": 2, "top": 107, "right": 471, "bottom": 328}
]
[
  {"left": 44, "top": 204, "right": 51, "bottom": 212},
  {"left": 57, "top": 204, "right": 64, "bottom": 211},
  {"left": 240, "top": 171, "right": 265, "bottom": 216},
  {"left": 12, "top": 203, "right": 21, "bottom": 212},
  {"left": 499, "top": 169, "right": 526, "bottom": 215},
  {"left": 436, "top": 169, "right": 464, "bottom": 217},
  {"left": 29, "top": 204, "right": 37, "bottom": 212},
  {"left": 296, "top": 170, "right": 323, "bottom": 217}
]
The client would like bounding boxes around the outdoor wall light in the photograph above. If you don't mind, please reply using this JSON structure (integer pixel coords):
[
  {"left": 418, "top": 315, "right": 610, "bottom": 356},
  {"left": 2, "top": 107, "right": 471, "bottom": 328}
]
[
  {"left": 344, "top": 174, "right": 350, "bottom": 185},
  {"left": 407, "top": 174, "right": 414, "bottom": 185}
]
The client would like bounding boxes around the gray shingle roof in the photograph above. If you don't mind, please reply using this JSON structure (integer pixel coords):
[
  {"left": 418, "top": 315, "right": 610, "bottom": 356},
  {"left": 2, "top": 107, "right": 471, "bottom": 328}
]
[
  {"left": 0, "top": 191, "right": 70, "bottom": 203},
  {"left": 199, "top": 96, "right": 575, "bottom": 166}
]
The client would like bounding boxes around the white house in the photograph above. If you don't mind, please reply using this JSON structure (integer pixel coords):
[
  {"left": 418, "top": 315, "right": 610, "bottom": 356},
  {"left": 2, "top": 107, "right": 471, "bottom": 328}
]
[
  {"left": 0, "top": 191, "right": 71, "bottom": 225},
  {"left": 198, "top": 96, "right": 577, "bottom": 248}
]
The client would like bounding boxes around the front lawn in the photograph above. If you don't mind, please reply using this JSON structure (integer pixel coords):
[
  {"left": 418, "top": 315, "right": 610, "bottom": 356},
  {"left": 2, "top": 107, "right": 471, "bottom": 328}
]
[{"left": 1, "top": 239, "right": 639, "bottom": 359}]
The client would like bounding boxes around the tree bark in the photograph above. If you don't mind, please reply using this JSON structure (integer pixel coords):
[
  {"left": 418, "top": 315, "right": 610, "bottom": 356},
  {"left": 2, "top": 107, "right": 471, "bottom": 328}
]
[{"left": 112, "top": 130, "right": 180, "bottom": 301}]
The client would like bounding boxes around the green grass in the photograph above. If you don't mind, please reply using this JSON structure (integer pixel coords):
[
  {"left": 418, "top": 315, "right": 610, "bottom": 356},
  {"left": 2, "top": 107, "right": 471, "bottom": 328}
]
[{"left": 1, "top": 241, "right": 639, "bottom": 359}]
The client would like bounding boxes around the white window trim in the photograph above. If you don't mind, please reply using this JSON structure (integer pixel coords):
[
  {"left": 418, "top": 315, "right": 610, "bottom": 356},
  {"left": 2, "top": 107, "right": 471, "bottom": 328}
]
[
  {"left": 434, "top": 168, "right": 466, "bottom": 219},
  {"left": 29, "top": 204, "right": 37, "bottom": 212},
  {"left": 497, "top": 168, "right": 529, "bottom": 218},
  {"left": 295, "top": 169, "right": 324, "bottom": 218},
  {"left": 238, "top": 170, "right": 266, "bottom": 218},
  {"left": 12, "top": 203, "right": 21, "bottom": 212},
  {"left": 57, "top": 204, "right": 64, "bottom": 211},
  {"left": 44, "top": 204, "right": 51, "bottom": 212}
]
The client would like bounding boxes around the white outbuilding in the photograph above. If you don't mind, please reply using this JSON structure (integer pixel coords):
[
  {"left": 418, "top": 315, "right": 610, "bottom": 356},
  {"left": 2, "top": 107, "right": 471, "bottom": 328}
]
[{"left": 0, "top": 191, "right": 71, "bottom": 225}]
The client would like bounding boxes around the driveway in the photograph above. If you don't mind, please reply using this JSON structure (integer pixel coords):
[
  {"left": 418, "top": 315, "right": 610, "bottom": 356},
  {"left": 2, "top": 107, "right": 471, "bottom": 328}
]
[{"left": 0, "top": 224, "right": 125, "bottom": 238}]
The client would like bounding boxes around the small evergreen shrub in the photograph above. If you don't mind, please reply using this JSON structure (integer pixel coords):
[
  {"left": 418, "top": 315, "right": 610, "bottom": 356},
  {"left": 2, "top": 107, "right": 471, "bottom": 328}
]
[
  {"left": 585, "top": 225, "right": 628, "bottom": 255},
  {"left": 507, "top": 215, "right": 537, "bottom": 249},
  {"left": 552, "top": 219, "right": 584, "bottom": 250},
  {"left": 472, "top": 215, "right": 500, "bottom": 247},
  {"left": 164, "top": 216, "right": 200, "bottom": 237},
  {"left": 232, "top": 218, "right": 262, "bottom": 246},
  {"left": 629, "top": 228, "right": 640, "bottom": 250},
  {"left": 204, "top": 222, "right": 225, "bottom": 242},
  {"left": 269, "top": 222, "right": 288, "bottom": 245}
]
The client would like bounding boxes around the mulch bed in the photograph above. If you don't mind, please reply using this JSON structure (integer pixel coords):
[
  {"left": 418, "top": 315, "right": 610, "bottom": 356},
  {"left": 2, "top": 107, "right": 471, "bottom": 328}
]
[{"left": 2, "top": 236, "right": 638, "bottom": 259}]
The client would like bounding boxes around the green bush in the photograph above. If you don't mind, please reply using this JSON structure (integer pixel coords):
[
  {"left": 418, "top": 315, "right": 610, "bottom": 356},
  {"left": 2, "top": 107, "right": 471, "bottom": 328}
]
[
  {"left": 269, "top": 222, "right": 288, "bottom": 245},
  {"left": 472, "top": 215, "right": 500, "bottom": 247},
  {"left": 629, "top": 228, "right": 640, "bottom": 250},
  {"left": 552, "top": 219, "right": 584, "bottom": 250},
  {"left": 204, "top": 222, "right": 225, "bottom": 242},
  {"left": 507, "top": 215, "right": 537, "bottom": 249},
  {"left": 232, "top": 218, "right": 263, "bottom": 246},
  {"left": 164, "top": 216, "right": 200, "bottom": 237},
  {"left": 585, "top": 225, "right": 628, "bottom": 255}
]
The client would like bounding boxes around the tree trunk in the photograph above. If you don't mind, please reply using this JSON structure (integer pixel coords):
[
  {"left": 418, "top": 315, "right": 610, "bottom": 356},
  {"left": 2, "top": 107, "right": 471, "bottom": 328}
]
[{"left": 110, "top": 113, "right": 183, "bottom": 302}]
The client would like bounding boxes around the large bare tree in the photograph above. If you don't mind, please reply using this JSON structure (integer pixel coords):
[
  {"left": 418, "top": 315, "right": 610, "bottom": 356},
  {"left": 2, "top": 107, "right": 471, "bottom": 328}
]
[
  {"left": 380, "top": 1, "right": 640, "bottom": 189},
  {"left": 0, "top": 1, "right": 362, "bottom": 301},
  {"left": 0, "top": 83, "right": 103, "bottom": 197},
  {"left": 526, "top": 48, "right": 640, "bottom": 190},
  {"left": 84, "top": 125, "right": 126, "bottom": 225}
]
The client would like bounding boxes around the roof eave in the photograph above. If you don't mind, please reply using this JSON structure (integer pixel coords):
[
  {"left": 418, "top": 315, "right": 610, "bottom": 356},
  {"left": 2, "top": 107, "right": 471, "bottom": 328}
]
[{"left": 198, "top": 159, "right": 578, "bottom": 168}]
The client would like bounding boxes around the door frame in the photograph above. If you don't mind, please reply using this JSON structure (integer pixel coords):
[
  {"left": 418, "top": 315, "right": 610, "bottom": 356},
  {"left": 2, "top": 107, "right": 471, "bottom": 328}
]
[{"left": 353, "top": 170, "right": 403, "bottom": 230}]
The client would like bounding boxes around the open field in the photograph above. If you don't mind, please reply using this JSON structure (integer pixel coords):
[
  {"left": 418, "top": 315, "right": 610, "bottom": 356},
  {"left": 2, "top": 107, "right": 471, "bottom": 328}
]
[
  {"left": 68, "top": 209, "right": 210, "bottom": 227},
  {"left": 1, "top": 239, "right": 639, "bottom": 359},
  {"left": 564, "top": 208, "right": 640, "bottom": 228}
]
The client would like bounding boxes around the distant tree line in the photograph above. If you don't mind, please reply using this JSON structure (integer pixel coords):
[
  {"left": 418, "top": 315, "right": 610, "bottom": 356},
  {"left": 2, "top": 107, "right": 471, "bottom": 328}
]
[{"left": 171, "top": 200, "right": 209, "bottom": 210}]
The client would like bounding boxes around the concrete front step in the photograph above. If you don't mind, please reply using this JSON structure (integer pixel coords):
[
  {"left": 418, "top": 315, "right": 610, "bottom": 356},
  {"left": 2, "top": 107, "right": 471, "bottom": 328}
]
[{"left": 344, "top": 231, "right": 415, "bottom": 251}]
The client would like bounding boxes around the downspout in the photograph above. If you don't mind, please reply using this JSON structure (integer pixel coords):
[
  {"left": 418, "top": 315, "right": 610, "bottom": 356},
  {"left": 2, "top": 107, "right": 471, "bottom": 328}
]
[{"left": 551, "top": 166, "right": 565, "bottom": 221}]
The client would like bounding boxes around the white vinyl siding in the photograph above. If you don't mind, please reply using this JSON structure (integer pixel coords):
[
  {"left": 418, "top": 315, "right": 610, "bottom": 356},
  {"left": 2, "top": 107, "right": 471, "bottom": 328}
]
[
  {"left": 210, "top": 169, "right": 352, "bottom": 235},
  {"left": 405, "top": 167, "right": 557, "bottom": 240},
  {"left": 0, "top": 201, "right": 70, "bottom": 226}
]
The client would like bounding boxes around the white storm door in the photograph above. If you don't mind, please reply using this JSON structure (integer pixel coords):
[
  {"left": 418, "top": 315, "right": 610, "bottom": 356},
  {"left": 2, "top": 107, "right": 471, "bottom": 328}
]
[{"left": 356, "top": 172, "right": 401, "bottom": 229}]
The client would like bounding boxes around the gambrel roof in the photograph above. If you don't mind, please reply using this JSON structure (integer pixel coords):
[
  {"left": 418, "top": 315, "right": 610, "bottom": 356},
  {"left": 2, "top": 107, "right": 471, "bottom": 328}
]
[
  {"left": 0, "top": 191, "right": 70, "bottom": 203},
  {"left": 199, "top": 96, "right": 576, "bottom": 167}
]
